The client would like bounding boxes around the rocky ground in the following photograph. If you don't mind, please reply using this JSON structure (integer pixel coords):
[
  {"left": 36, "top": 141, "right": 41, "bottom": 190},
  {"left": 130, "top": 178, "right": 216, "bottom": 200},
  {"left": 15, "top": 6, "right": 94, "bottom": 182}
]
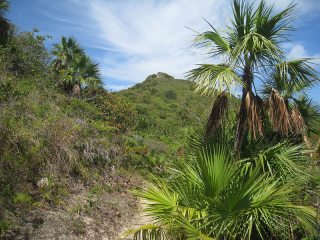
[{"left": 1, "top": 172, "right": 148, "bottom": 240}]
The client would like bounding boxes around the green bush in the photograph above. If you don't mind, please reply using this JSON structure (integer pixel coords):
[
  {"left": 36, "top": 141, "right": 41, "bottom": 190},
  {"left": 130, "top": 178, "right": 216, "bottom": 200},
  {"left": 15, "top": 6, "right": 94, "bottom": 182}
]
[
  {"left": 164, "top": 89, "right": 177, "bottom": 99},
  {"left": 135, "top": 105, "right": 148, "bottom": 115},
  {"left": 136, "top": 116, "right": 154, "bottom": 131}
]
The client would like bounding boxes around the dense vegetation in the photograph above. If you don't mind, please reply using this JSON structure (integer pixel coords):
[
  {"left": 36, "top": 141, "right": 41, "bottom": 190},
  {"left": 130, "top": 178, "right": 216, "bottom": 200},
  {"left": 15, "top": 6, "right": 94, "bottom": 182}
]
[{"left": 0, "top": 0, "right": 319, "bottom": 239}]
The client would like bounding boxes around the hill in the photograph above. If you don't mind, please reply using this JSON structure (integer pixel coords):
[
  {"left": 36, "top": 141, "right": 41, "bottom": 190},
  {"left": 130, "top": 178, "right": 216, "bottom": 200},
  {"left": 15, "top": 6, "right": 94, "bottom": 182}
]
[
  {"left": 116, "top": 72, "right": 212, "bottom": 142},
  {"left": 114, "top": 73, "right": 213, "bottom": 171},
  {"left": 0, "top": 31, "right": 214, "bottom": 238},
  {"left": 0, "top": 30, "right": 140, "bottom": 239}
]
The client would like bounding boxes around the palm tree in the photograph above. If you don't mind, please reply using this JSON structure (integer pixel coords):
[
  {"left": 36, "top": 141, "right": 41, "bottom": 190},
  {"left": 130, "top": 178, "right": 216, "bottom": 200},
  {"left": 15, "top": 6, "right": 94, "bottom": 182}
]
[
  {"left": 69, "top": 54, "right": 102, "bottom": 95},
  {"left": 262, "top": 61, "right": 320, "bottom": 142},
  {"left": 52, "top": 37, "right": 102, "bottom": 95},
  {"left": 52, "top": 36, "right": 83, "bottom": 71},
  {"left": 122, "top": 137, "right": 317, "bottom": 239},
  {"left": 0, "top": 0, "right": 10, "bottom": 45},
  {"left": 187, "top": 0, "right": 319, "bottom": 157}
]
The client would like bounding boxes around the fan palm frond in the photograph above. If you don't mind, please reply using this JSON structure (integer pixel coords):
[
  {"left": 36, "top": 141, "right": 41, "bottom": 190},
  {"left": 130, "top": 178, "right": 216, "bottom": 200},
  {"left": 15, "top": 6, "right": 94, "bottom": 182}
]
[
  {"left": 194, "top": 19, "right": 231, "bottom": 58},
  {"left": 294, "top": 95, "right": 320, "bottom": 137},
  {"left": 187, "top": 64, "right": 241, "bottom": 95},
  {"left": 119, "top": 225, "right": 167, "bottom": 240},
  {"left": 124, "top": 138, "right": 317, "bottom": 239},
  {"left": 254, "top": 1, "right": 296, "bottom": 43},
  {"left": 0, "top": 0, "right": 9, "bottom": 15},
  {"left": 241, "top": 141, "right": 311, "bottom": 181},
  {"left": 276, "top": 59, "right": 319, "bottom": 89}
]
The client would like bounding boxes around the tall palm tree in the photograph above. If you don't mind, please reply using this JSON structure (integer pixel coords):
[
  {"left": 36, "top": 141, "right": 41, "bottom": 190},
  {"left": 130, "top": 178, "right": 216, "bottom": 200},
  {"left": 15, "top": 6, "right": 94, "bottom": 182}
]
[
  {"left": 187, "top": 0, "right": 319, "bottom": 157},
  {"left": 122, "top": 137, "right": 317, "bottom": 239},
  {"left": 0, "top": 0, "right": 10, "bottom": 45},
  {"left": 52, "top": 37, "right": 102, "bottom": 95}
]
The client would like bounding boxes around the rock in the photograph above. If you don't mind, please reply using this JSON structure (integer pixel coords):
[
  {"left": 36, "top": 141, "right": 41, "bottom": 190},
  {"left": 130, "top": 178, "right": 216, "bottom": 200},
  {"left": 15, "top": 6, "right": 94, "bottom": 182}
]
[
  {"left": 36, "top": 177, "right": 49, "bottom": 188},
  {"left": 72, "top": 84, "right": 81, "bottom": 96}
]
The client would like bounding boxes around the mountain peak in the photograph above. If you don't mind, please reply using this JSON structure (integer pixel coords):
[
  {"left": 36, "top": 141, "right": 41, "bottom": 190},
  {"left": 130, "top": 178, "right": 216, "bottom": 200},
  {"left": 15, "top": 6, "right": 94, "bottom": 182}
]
[{"left": 146, "top": 72, "right": 174, "bottom": 81}]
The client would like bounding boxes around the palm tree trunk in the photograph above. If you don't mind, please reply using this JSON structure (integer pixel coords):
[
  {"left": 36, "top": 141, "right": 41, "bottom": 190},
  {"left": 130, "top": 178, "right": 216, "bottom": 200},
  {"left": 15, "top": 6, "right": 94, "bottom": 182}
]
[
  {"left": 234, "top": 88, "right": 248, "bottom": 158},
  {"left": 234, "top": 64, "right": 251, "bottom": 158}
]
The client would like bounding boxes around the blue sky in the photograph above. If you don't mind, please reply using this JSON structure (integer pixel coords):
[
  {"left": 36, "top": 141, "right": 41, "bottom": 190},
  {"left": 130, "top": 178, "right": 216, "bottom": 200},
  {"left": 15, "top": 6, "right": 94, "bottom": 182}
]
[{"left": 7, "top": 0, "right": 320, "bottom": 101}]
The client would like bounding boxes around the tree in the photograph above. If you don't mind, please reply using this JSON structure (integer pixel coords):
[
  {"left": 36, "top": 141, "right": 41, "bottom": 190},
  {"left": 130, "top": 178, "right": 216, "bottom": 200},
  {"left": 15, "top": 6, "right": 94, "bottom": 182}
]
[
  {"left": 187, "top": 0, "right": 319, "bottom": 157},
  {"left": 52, "top": 36, "right": 83, "bottom": 71},
  {"left": 52, "top": 37, "right": 102, "bottom": 95},
  {"left": 262, "top": 60, "right": 320, "bottom": 141},
  {"left": 122, "top": 136, "right": 317, "bottom": 239},
  {"left": 0, "top": 0, "right": 10, "bottom": 45}
]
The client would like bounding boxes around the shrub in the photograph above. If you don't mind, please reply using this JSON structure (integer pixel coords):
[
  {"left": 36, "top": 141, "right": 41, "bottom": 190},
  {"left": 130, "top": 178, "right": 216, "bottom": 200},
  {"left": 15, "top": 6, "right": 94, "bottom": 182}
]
[
  {"left": 136, "top": 116, "right": 154, "bottom": 131},
  {"left": 84, "top": 87, "right": 137, "bottom": 132},
  {"left": 135, "top": 105, "right": 148, "bottom": 115},
  {"left": 164, "top": 90, "right": 177, "bottom": 100},
  {"left": 150, "top": 88, "right": 158, "bottom": 95}
]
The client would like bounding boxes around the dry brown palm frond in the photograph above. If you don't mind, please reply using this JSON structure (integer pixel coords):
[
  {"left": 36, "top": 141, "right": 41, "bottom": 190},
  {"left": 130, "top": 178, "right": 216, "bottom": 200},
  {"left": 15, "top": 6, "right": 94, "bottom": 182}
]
[
  {"left": 205, "top": 91, "right": 229, "bottom": 137},
  {"left": 267, "top": 90, "right": 291, "bottom": 135},
  {"left": 245, "top": 91, "right": 264, "bottom": 139},
  {"left": 290, "top": 108, "right": 305, "bottom": 135}
]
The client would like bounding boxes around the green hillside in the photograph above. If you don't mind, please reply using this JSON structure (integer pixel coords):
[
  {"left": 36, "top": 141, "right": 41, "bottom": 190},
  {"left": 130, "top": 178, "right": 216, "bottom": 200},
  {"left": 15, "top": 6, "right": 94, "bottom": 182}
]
[
  {"left": 1, "top": 0, "right": 320, "bottom": 238},
  {"left": 113, "top": 73, "right": 214, "bottom": 172},
  {"left": 115, "top": 73, "right": 240, "bottom": 173},
  {"left": 116, "top": 72, "right": 212, "bottom": 143}
]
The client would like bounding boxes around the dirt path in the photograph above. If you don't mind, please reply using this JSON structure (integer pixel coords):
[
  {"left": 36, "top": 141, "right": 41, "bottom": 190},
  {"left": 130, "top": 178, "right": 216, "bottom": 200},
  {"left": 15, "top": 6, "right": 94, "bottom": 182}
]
[
  {"left": 118, "top": 200, "right": 152, "bottom": 239},
  {"left": 3, "top": 174, "right": 149, "bottom": 240}
]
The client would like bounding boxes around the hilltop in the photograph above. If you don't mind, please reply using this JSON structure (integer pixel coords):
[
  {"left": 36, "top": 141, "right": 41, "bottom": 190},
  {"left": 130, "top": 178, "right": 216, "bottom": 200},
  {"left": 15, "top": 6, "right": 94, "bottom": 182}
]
[{"left": 116, "top": 72, "right": 212, "bottom": 142}]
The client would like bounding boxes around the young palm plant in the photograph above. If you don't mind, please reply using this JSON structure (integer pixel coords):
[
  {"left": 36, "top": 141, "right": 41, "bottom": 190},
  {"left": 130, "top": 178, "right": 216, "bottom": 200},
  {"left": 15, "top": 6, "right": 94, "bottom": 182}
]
[
  {"left": 122, "top": 136, "right": 317, "bottom": 239},
  {"left": 187, "top": 0, "right": 320, "bottom": 156}
]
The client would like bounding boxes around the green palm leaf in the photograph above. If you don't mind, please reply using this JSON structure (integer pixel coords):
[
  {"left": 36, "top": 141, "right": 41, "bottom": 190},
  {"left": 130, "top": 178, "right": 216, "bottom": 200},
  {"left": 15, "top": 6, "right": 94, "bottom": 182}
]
[
  {"left": 187, "top": 64, "right": 241, "bottom": 95},
  {"left": 276, "top": 59, "right": 319, "bottom": 89},
  {"left": 194, "top": 19, "right": 231, "bottom": 58},
  {"left": 125, "top": 137, "right": 317, "bottom": 239}
]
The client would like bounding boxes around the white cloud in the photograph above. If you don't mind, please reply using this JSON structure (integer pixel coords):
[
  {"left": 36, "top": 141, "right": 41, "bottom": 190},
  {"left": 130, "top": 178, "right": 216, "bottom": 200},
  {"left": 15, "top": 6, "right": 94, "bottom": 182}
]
[
  {"left": 83, "top": 0, "right": 230, "bottom": 84},
  {"left": 287, "top": 44, "right": 320, "bottom": 63},
  {"left": 287, "top": 44, "right": 308, "bottom": 60},
  {"left": 52, "top": 0, "right": 320, "bottom": 88}
]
